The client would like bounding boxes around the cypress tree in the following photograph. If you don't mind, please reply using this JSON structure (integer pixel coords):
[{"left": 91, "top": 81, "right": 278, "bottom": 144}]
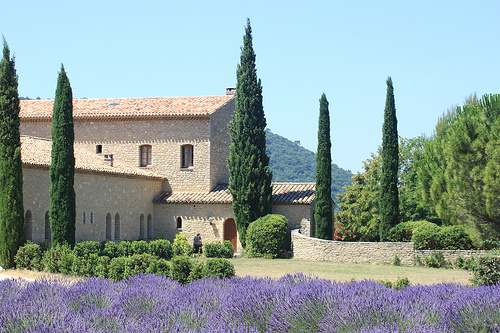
[
  {"left": 228, "top": 19, "right": 273, "bottom": 248},
  {"left": 50, "top": 65, "right": 76, "bottom": 247},
  {"left": 314, "top": 93, "right": 333, "bottom": 240},
  {"left": 0, "top": 38, "right": 25, "bottom": 268},
  {"left": 379, "top": 77, "right": 399, "bottom": 240}
]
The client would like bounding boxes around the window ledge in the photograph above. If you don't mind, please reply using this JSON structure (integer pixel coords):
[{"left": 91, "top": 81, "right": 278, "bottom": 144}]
[{"left": 180, "top": 167, "right": 194, "bottom": 171}]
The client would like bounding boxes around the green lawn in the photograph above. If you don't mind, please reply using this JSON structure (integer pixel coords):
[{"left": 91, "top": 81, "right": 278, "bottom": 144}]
[{"left": 229, "top": 257, "right": 473, "bottom": 285}]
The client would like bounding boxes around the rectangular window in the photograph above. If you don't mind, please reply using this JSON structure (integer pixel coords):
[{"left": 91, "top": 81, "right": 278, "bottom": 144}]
[
  {"left": 140, "top": 145, "right": 152, "bottom": 167},
  {"left": 181, "top": 145, "right": 193, "bottom": 168}
]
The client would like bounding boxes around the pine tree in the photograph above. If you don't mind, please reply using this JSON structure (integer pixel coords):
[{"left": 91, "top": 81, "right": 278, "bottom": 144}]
[
  {"left": 228, "top": 19, "right": 273, "bottom": 248},
  {"left": 0, "top": 38, "right": 25, "bottom": 268},
  {"left": 50, "top": 65, "right": 76, "bottom": 247},
  {"left": 314, "top": 93, "right": 333, "bottom": 239},
  {"left": 379, "top": 77, "right": 399, "bottom": 240}
]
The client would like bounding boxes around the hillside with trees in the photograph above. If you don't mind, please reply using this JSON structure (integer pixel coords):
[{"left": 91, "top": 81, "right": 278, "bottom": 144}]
[{"left": 265, "top": 130, "right": 354, "bottom": 204}]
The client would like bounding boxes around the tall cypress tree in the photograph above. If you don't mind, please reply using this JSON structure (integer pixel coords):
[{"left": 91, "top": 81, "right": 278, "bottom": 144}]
[
  {"left": 50, "top": 65, "right": 76, "bottom": 247},
  {"left": 228, "top": 19, "right": 273, "bottom": 248},
  {"left": 379, "top": 77, "right": 399, "bottom": 240},
  {"left": 0, "top": 38, "right": 25, "bottom": 268},
  {"left": 314, "top": 93, "right": 333, "bottom": 240}
]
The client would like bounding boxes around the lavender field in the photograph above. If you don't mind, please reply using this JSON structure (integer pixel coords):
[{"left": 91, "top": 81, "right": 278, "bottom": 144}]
[{"left": 0, "top": 273, "right": 498, "bottom": 332}]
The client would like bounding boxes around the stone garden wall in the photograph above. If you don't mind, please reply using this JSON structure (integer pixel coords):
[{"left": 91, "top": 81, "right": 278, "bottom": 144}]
[{"left": 290, "top": 229, "right": 488, "bottom": 265}]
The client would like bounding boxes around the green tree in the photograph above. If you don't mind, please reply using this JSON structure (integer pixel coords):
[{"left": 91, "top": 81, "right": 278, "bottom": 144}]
[
  {"left": 50, "top": 65, "right": 76, "bottom": 248},
  {"left": 314, "top": 93, "right": 333, "bottom": 239},
  {"left": 228, "top": 19, "right": 273, "bottom": 248},
  {"left": 379, "top": 77, "right": 399, "bottom": 240},
  {"left": 0, "top": 38, "right": 25, "bottom": 268},
  {"left": 418, "top": 94, "right": 500, "bottom": 238}
]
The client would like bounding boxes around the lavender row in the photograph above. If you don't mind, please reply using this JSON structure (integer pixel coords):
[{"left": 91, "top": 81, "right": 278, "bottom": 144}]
[{"left": 0, "top": 273, "right": 499, "bottom": 332}]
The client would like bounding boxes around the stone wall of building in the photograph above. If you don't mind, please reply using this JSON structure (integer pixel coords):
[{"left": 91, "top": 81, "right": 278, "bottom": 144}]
[
  {"left": 153, "top": 203, "right": 241, "bottom": 251},
  {"left": 209, "top": 98, "right": 234, "bottom": 189},
  {"left": 272, "top": 203, "right": 315, "bottom": 237},
  {"left": 291, "top": 229, "right": 488, "bottom": 265},
  {"left": 23, "top": 166, "right": 163, "bottom": 244}
]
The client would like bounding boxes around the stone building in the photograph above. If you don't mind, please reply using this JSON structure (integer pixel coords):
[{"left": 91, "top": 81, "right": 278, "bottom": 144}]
[{"left": 19, "top": 89, "right": 316, "bottom": 251}]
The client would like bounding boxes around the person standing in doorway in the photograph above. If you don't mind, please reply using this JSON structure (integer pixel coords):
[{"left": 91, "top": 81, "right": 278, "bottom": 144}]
[{"left": 193, "top": 233, "right": 202, "bottom": 256}]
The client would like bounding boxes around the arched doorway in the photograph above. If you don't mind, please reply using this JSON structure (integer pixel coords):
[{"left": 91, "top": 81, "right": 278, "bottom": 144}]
[{"left": 223, "top": 218, "right": 237, "bottom": 252}]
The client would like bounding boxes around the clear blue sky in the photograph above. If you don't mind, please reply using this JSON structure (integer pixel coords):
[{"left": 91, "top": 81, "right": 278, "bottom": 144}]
[{"left": 2, "top": 1, "right": 500, "bottom": 173}]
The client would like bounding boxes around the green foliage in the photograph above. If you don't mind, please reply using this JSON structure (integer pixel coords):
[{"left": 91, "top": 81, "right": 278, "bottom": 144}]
[
  {"left": 117, "top": 240, "right": 133, "bottom": 257},
  {"left": 146, "top": 258, "right": 170, "bottom": 276},
  {"left": 393, "top": 276, "right": 411, "bottom": 290},
  {"left": 410, "top": 222, "right": 473, "bottom": 250},
  {"left": 315, "top": 93, "right": 333, "bottom": 240},
  {"left": 170, "top": 255, "right": 192, "bottom": 284},
  {"left": 102, "top": 241, "right": 120, "bottom": 259},
  {"left": 42, "top": 243, "right": 72, "bottom": 273},
  {"left": 95, "top": 256, "right": 111, "bottom": 278},
  {"left": 131, "top": 240, "right": 149, "bottom": 255},
  {"left": 246, "top": 214, "right": 287, "bottom": 258},
  {"left": 0, "top": 38, "right": 25, "bottom": 269},
  {"left": 73, "top": 241, "right": 102, "bottom": 258},
  {"left": 124, "top": 254, "right": 155, "bottom": 278},
  {"left": 204, "top": 241, "right": 234, "bottom": 258},
  {"left": 14, "top": 242, "right": 43, "bottom": 271},
  {"left": 455, "top": 256, "right": 477, "bottom": 271},
  {"left": 172, "top": 234, "right": 193, "bottom": 257},
  {"left": 71, "top": 253, "right": 100, "bottom": 277},
  {"left": 188, "top": 260, "right": 205, "bottom": 282},
  {"left": 393, "top": 255, "right": 401, "bottom": 266},
  {"left": 148, "top": 239, "right": 173, "bottom": 260},
  {"left": 50, "top": 65, "right": 76, "bottom": 247},
  {"left": 228, "top": 19, "right": 273, "bottom": 248},
  {"left": 471, "top": 251, "right": 500, "bottom": 286},
  {"left": 380, "top": 77, "right": 399, "bottom": 241},
  {"left": 418, "top": 94, "right": 500, "bottom": 236},
  {"left": 411, "top": 222, "right": 441, "bottom": 250},
  {"left": 438, "top": 225, "right": 473, "bottom": 250},
  {"left": 202, "top": 258, "right": 235, "bottom": 278},
  {"left": 108, "top": 257, "right": 128, "bottom": 281},
  {"left": 422, "top": 251, "right": 451, "bottom": 268}
]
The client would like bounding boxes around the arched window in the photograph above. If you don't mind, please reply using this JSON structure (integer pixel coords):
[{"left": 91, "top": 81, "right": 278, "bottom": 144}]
[
  {"left": 176, "top": 217, "right": 182, "bottom": 229},
  {"left": 181, "top": 144, "right": 193, "bottom": 168},
  {"left": 115, "top": 213, "right": 120, "bottom": 240},
  {"left": 82, "top": 212, "right": 86, "bottom": 224},
  {"left": 139, "top": 214, "right": 145, "bottom": 239},
  {"left": 44, "top": 211, "right": 51, "bottom": 241},
  {"left": 106, "top": 213, "right": 112, "bottom": 240},
  {"left": 25, "top": 210, "right": 33, "bottom": 241},
  {"left": 90, "top": 212, "right": 94, "bottom": 224},
  {"left": 147, "top": 214, "right": 153, "bottom": 239},
  {"left": 140, "top": 145, "right": 152, "bottom": 167}
]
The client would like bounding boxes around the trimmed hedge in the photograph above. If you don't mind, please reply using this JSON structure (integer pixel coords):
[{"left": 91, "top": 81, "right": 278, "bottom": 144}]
[
  {"left": 246, "top": 214, "right": 288, "bottom": 259},
  {"left": 204, "top": 241, "right": 234, "bottom": 258}
]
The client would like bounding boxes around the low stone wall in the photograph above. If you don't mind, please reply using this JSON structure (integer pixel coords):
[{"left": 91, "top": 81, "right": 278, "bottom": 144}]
[{"left": 291, "top": 229, "right": 488, "bottom": 266}]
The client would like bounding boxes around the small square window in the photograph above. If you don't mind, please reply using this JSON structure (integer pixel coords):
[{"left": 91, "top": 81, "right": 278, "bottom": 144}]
[{"left": 96, "top": 145, "right": 102, "bottom": 154}]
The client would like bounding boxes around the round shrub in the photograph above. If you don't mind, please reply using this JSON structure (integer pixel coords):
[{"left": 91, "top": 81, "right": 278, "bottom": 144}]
[
  {"left": 188, "top": 260, "right": 205, "bottom": 282},
  {"left": 117, "top": 241, "right": 133, "bottom": 257},
  {"left": 73, "top": 241, "right": 102, "bottom": 258},
  {"left": 102, "top": 241, "right": 120, "bottom": 259},
  {"left": 246, "top": 214, "right": 288, "bottom": 258},
  {"left": 411, "top": 222, "right": 441, "bottom": 250},
  {"left": 95, "top": 256, "right": 111, "bottom": 278},
  {"left": 14, "top": 242, "right": 43, "bottom": 271},
  {"left": 172, "top": 234, "right": 193, "bottom": 257},
  {"left": 146, "top": 258, "right": 170, "bottom": 276},
  {"left": 71, "top": 253, "right": 101, "bottom": 277},
  {"left": 204, "top": 241, "right": 234, "bottom": 259},
  {"left": 42, "top": 243, "right": 73, "bottom": 273},
  {"left": 123, "top": 253, "right": 156, "bottom": 279},
  {"left": 438, "top": 225, "right": 473, "bottom": 250},
  {"left": 202, "top": 258, "right": 235, "bottom": 279},
  {"left": 131, "top": 240, "right": 149, "bottom": 255},
  {"left": 148, "top": 239, "right": 173, "bottom": 260},
  {"left": 170, "top": 255, "right": 192, "bottom": 284},
  {"left": 109, "top": 257, "right": 129, "bottom": 281}
]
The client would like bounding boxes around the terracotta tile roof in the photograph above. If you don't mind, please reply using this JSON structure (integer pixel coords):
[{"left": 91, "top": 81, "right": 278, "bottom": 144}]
[
  {"left": 21, "top": 136, "right": 163, "bottom": 180},
  {"left": 153, "top": 183, "right": 316, "bottom": 205},
  {"left": 19, "top": 95, "right": 234, "bottom": 121}
]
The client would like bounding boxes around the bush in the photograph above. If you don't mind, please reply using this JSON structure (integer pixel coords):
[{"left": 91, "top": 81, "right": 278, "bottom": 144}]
[
  {"left": 393, "top": 255, "right": 401, "bottom": 266},
  {"left": 423, "top": 251, "right": 451, "bottom": 268},
  {"left": 73, "top": 241, "right": 102, "bottom": 258},
  {"left": 146, "top": 258, "right": 170, "bottom": 276},
  {"left": 102, "top": 241, "right": 120, "bottom": 259},
  {"left": 14, "top": 242, "right": 43, "bottom": 271},
  {"left": 131, "top": 240, "right": 149, "bottom": 255},
  {"left": 117, "top": 241, "right": 133, "bottom": 257},
  {"left": 204, "top": 241, "right": 234, "bottom": 259},
  {"left": 123, "top": 254, "right": 156, "bottom": 279},
  {"left": 172, "top": 234, "right": 193, "bottom": 257},
  {"left": 71, "top": 253, "right": 101, "bottom": 277},
  {"left": 148, "top": 239, "right": 173, "bottom": 260},
  {"left": 188, "top": 260, "right": 205, "bottom": 282},
  {"left": 202, "top": 258, "right": 235, "bottom": 279},
  {"left": 109, "top": 257, "right": 129, "bottom": 281},
  {"left": 411, "top": 222, "right": 441, "bottom": 250},
  {"left": 438, "top": 225, "right": 473, "bottom": 250},
  {"left": 388, "top": 221, "right": 427, "bottom": 242},
  {"left": 393, "top": 276, "right": 411, "bottom": 290},
  {"left": 170, "top": 255, "right": 192, "bottom": 284},
  {"left": 246, "top": 214, "right": 288, "bottom": 259},
  {"left": 95, "top": 256, "right": 111, "bottom": 278},
  {"left": 42, "top": 244, "right": 73, "bottom": 273},
  {"left": 471, "top": 251, "right": 500, "bottom": 286}
]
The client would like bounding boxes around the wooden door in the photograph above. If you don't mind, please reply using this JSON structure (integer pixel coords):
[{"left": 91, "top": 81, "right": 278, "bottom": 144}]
[{"left": 223, "top": 218, "right": 237, "bottom": 252}]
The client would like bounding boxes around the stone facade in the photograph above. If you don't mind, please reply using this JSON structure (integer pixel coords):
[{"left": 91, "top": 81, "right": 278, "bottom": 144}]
[{"left": 291, "top": 229, "right": 488, "bottom": 265}]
